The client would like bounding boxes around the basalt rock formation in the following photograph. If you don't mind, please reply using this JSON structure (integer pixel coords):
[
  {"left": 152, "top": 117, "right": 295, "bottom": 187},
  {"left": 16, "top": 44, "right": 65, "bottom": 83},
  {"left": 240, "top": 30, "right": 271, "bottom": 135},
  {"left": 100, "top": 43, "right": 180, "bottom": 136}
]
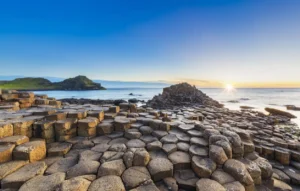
[
  {"left": 147, "top": 83, "right": 223, "bottom": 109},
  {"left": 265, "top": 107, "right": 297, "bottom": 119},
  {"left": 0, "top": 85, "right": 298, "bottom": 191}
]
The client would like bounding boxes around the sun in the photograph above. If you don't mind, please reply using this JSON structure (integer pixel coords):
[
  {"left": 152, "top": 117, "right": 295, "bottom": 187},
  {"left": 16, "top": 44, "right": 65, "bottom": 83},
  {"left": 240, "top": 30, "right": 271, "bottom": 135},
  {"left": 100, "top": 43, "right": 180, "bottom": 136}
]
[{"left": 225, "top": 84, "right": 234, "bottom": 91}]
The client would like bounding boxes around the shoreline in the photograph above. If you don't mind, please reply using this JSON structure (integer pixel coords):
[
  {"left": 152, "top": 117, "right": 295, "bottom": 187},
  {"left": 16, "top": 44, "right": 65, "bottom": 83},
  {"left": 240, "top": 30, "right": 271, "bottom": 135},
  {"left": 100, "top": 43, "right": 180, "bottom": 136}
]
[{"left": 0, "top": 84, "right": 300, "bottom": 190}]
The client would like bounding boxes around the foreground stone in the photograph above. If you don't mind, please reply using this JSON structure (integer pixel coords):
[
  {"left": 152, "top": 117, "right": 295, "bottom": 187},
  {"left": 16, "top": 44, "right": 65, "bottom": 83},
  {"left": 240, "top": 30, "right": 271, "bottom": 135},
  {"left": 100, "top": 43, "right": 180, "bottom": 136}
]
[
  {"left": 88, "top": 175, "right": 125, "bottom": 191},
  {"left": 196, "top": 178, "right": 226, "bottom": 191},
  {"left": 13, "top": 140, "right": 46, "bottom": 162},
  {"left": 211, "top": 169, "right": 235, "bottom": 185},
  {"left": 265, "top": 107, "right": 297, "bottom": 118},
  {"left": 47, "top": 142, "right": 72, "bottom": 157},
  {"left": 67, "top": 160, "right": 100, "bottom": 179},
  {"left": 192, "top": 156, "right": 216, "bottom": 178},
  {"left": 1, "top": 161, "right": 47, "bottom": 189},
  {"left": 174, "top": 169, "right": 198, "bottom": 190},
  {"left": 19, "top": 172, "right": 65, "bottom": 191},
  {"left": 223, "top": 181, "right": 245, "bottom": 191},
  {"left": 148, "top": 158, "right": 173, "bottom": 181},
  {"left": 121, "top": 166, "right": 151, "bottom": 189},
  {"left": 58, "top": 177, "right": 92, "bottom": 191},
  {"left": 0, "top": 135, "right": 29, "bottom": 145},
  {"left": 97, "top": 159, "right": 125, "bottom": 177},
  {"left": 0, "top": 160, "right": 29, "bottom": 180},
  {"left": 0, "top": 144, "right": 15, "bottom": 163},
  {"left": 223, "top": 159, "right": 254, "bottom": 187},
  {"left": 45, "top": 157, "right": 77, "bottom": 175},
  {"left": 168, "top": 151, "right": 191, "bottom": 170}
]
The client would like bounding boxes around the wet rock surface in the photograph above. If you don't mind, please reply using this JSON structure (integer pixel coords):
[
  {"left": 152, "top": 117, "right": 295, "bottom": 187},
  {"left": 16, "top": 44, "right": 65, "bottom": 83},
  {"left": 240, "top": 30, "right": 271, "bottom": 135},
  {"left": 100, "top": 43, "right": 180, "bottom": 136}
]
[{"left": 0, "top": 85, "right": 299, "bottom": 190}]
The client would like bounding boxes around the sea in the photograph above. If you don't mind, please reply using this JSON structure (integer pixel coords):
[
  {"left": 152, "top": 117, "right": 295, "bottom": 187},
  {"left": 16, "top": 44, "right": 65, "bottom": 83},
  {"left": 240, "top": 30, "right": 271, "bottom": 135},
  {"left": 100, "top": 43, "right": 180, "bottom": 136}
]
[{"left": 32, "top": 88, "right": 300, "bottom": 126}]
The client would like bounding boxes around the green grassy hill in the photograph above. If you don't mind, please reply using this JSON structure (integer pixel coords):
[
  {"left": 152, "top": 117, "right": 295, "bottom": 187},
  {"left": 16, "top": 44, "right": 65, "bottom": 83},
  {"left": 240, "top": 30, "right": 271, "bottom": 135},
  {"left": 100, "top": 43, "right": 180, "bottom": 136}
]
[{"left": 0, "top": 75, "right": 106, "bottom": 90}]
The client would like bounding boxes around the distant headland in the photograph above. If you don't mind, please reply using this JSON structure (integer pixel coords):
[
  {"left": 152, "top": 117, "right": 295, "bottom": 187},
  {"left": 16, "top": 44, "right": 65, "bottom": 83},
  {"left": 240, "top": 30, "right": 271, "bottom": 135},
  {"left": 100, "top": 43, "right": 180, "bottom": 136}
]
[{"left": 0, "top": 75, "right": 106, "bottom": 91}]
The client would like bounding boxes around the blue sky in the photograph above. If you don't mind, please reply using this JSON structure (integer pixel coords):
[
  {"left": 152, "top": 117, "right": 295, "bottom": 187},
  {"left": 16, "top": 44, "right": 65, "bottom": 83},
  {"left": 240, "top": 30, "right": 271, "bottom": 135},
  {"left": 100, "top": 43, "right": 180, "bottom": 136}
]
[{"left": 0, "top": 0, "right": 299, "bottom": 87}]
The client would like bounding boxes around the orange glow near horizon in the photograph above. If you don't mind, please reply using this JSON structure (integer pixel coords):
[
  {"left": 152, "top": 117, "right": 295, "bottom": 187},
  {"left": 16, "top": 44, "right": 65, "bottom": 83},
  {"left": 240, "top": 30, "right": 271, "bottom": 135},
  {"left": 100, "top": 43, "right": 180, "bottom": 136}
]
[{"left": 171, "top": 79, "right": 300, "bottom": 88}]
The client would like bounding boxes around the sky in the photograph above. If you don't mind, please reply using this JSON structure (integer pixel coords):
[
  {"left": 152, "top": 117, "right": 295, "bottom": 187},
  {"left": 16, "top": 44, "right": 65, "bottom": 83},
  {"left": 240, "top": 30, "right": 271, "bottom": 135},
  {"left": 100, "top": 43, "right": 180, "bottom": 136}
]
[{"left": 0, "top": 0, "right": 300, "bottom": 87}]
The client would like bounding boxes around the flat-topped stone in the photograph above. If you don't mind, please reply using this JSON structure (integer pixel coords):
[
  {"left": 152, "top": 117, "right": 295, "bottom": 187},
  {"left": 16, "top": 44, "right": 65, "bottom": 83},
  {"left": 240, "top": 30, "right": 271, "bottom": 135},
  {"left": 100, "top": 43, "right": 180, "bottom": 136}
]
[
  {"left": 196, "top": 178, "right": 226, "bottom": 191},
  {"left": 177, "top": 142, "right": 190, "bottom": 152},
  {"left": 0, "top": 160, "right": 29, "bottom": 180},
  {"left": 67, "top": 110, "right": 87, "bottom": 119},
  {"left": 1, "top": 161, "right": 47, "bottom": 189},
  {"left": 189, "top": 145, "right": 208, "bottom": 157},
  {"left": 19, "top": 172, "right": 66, "bottom": 191},
  {"left": 67, "top": 160, "right": 100, "bottom": 179},
  {"left": 33, "top": 120, "right": 55, "bottom": 143},
  {"left": 91, "top": 136, "right": 111, "bottom": 144},
  {"left": 78, "top": 117, "right": 99, "bottom": 128},
  {"left": 55, "top": 118, "right": 77, "bottom": 130},
  {"left": 131, "top": 181, "right": 160, "bottom": 191},
  {"left": 47, "top": 142, "right": 72, "bottom": 157},
  {"left": 211, "top": 169, "right": 235, "bottom": 185},
  {"left": 114, "top": 118, "right": 131, "bottom": 132},
  {"left": 178, "top": 124, "right": 195, "bottom": 131},
  {"left": 54, "top": 118, "right": 77, "bottom": 141},
  {"left": 45, "top": 157, "right": 77, "bottom": 175},
  {"left": 168, "top": 151, "right": 191, "bottom": 170},
  {"left": 0, "top": 144, "right": 15, "bottom": 163},
  {"left": 87, "top": 110, "right": 105, "bottom": 121},
  {"left": 79, "top": 150, "right": 102, "bottom": 162},
  {"left": 126, "top": 139, "right": 146, "bottom": 148},
  {"left": 133, "top": 150, "right": 150, "bottom": 166},
  {"left": 190, "top": 137, "right": 208, "bottom": 147},
  {"left": 88, "top": 175, "right": 125, "bottom": 191},
  {"left": 283, "top": 166, "right": 300, "bottom": 185},
  {"left": 0, "top": 122, "right": 13, "bottom": 138},
  {"left": 101, "top": 151, "right": 124, "bottom": 163},
  {"left": 13, "top": 140, "right": 46, "bottom": 162},
  {"left": 148, "top": 158, "right": 173, "bottom": 181},
  {"left": 273, "top": 168, "right": 290, "bottom": 183},
  {"left": 161, "top": 134, "right": 178, "bottom": 144},
  {"left": 45, "top": 112, "right": 67, "bottom": 121},
  {"left": 97, "top": 159, "right": 126, "bottom": 177},
  {"left": 58, "top": 176, "right": 91, "bottom": 191},
  {"left": 192, "top": 156, "right": 216, "bottom": 178},
  {"left": 162, "top": 143, "right": 177, "bottom": 154},
  {"left": 43, "top": 156, "right": 63, "bottom": 166},
  {"left": 121, "top": 166, "right": 151, "bottom": 189},
  {"left": 109, "top": 137, "right": 128, "bottom": 145},
  {"left": 174, "top": 169, "right": 198, "bottom": 190},
  {"left": 187, "top": 129, "right": 203, "bottom": 137},
  {"left": 91, "top": 143, "right": 111, "bottom": 152},
  {"left": 97, "top": 122, "right": 113, "bottom": 135},
  {"left": 223, "top": 181, "right": 245, "bottom": 191},
  {"left": 9, "top": 118, "right": 34, "bottom": 137},
  {"left": 78, "top": 117, "right": 99, "bottom": 137}
]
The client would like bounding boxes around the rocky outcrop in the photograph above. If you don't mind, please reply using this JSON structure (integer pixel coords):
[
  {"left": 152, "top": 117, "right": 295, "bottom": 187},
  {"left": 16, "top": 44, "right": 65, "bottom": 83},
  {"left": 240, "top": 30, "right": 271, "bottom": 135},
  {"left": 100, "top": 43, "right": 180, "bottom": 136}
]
[
  {"left": 0, "top": 86, "right": 299, "bottom": 190},
  {"left": 147, "top": 83, "right": 223, "bottom": 109},
  {"left": 265, "top": 107, "right": 297, "bottom": 118}
]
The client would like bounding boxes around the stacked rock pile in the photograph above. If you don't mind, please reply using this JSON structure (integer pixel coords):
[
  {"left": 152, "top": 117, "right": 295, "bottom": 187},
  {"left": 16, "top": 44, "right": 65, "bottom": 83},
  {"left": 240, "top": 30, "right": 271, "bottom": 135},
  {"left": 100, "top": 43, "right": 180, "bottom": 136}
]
[
  {"left": 0, "top": 90, "right": 61, "bottom": 110},
  {"left": 147, "top": 83, "right": 223, "bottom": 109},
  {"left": 0, "top": 86, "right": 298, "bottom": 191}
]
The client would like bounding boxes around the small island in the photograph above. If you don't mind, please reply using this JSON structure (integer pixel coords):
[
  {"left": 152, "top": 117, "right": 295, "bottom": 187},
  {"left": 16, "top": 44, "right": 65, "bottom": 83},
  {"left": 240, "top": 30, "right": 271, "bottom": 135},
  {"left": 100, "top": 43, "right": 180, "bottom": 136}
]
[{"left": 0, "top": 75, "right": 106, "bottom": 91}]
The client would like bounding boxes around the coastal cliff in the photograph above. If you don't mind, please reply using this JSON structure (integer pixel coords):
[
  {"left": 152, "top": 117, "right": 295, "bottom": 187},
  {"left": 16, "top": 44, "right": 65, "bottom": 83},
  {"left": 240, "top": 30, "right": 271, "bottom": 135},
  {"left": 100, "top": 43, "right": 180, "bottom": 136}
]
[{"left": 0, "top": 75, "right": 106, "bottom": 90}]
